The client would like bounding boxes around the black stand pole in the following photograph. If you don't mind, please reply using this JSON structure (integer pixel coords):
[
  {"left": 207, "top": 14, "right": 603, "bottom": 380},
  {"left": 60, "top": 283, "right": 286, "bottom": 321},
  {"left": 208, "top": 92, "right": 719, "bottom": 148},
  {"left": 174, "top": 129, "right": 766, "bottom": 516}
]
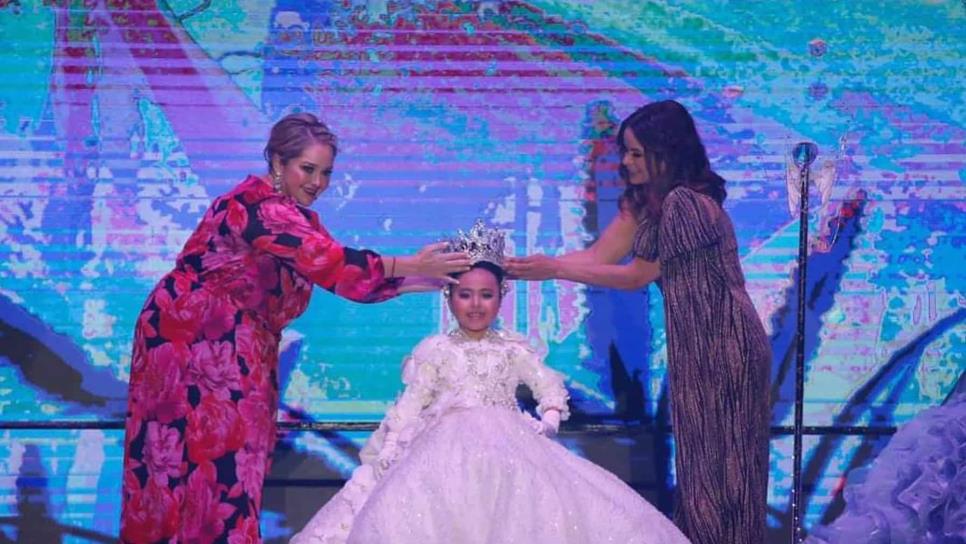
[{"left": 791, "top": 142, "right": 816, "bottom": 544}]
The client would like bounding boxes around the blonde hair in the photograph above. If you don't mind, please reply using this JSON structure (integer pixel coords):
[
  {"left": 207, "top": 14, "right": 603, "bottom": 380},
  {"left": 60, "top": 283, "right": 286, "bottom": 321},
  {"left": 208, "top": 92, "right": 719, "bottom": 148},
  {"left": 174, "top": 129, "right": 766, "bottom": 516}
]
[{"left": 263, "top": 112, "right": 338, "bottom": 173}]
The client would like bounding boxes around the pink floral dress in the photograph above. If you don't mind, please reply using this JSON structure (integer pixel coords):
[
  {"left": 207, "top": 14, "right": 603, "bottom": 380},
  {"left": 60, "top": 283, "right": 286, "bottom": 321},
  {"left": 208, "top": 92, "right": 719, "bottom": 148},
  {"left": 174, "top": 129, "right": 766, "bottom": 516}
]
[{"left": 120, "top": 175, "right": 399, "bottom": 544}]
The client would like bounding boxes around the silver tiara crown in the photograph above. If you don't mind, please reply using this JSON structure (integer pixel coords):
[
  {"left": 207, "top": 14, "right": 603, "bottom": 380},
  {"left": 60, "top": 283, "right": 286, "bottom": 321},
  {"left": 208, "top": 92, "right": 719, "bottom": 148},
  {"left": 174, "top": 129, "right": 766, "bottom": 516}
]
[{"left": 447, "top": 219, "right": 506, "bottom": 268}]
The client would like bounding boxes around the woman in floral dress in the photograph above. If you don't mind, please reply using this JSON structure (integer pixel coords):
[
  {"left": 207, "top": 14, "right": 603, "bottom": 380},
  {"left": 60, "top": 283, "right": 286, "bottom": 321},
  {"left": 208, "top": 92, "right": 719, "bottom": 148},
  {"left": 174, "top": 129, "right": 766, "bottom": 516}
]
[{"left": 119, "top": 113, "right": 470, "bottom": 544}]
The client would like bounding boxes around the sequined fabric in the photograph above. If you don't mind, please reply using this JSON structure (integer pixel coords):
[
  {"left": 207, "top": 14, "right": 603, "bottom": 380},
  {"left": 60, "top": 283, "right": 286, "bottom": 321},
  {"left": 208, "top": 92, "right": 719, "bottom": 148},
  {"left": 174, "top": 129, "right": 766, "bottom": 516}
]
[
  {"left": 632, "top": 186, "right": 771, "bottom": 544},
  {"left": 291, "top": 330, "right": 690, "bottom": 544}
]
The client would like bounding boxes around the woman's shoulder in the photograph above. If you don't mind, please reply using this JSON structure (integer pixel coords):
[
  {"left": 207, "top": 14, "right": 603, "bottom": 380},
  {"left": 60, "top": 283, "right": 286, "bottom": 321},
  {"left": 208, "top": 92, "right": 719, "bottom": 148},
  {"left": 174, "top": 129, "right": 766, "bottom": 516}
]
[
  {"left": 226, "top": 175, "right": 320, "bottom": 224},
  {"left": 662, "top": 185, "right": 721, "bottom": 217},
  {"left": 665, "top": 184, "right": 713, "bottom": 203},
  {"left": 228, "top": 175, "right": 273, "bottom": 200},
  {"left": 213, "top": 175, "right": 276, "bottom": 211},
  {"left": 229, "top": 175, "right": 303, "bottom": 208}
]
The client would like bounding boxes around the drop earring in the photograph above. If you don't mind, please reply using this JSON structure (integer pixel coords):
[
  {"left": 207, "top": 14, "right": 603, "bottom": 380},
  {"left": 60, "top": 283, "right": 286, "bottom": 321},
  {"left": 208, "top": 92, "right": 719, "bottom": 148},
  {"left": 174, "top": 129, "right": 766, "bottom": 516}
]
[{"left": 272, "top": 171, "right": 282, "bottom": 192}]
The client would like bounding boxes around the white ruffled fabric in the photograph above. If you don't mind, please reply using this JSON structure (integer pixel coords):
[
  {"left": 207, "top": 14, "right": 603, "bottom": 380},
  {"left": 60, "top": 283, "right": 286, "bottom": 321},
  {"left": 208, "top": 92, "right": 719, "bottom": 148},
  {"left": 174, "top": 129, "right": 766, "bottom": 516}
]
[{"left": 291, "top": 329, "right": 689, "bottom": 544}]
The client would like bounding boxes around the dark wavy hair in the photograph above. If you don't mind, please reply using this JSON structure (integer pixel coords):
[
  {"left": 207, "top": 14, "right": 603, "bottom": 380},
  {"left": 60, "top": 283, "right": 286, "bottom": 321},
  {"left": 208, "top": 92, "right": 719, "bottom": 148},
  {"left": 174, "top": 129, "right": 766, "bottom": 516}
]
[
  {"left": 263, "top": 112, "right": 338, "bottom": 174},
  {"left": 617, "top": 100, "right": 726, "bottom": 220}
]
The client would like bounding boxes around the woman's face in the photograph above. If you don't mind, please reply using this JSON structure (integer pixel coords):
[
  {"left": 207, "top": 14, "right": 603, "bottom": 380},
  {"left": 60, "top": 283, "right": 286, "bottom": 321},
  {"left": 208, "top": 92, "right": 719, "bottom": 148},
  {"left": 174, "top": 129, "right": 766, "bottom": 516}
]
[
  {"left": 448, "top": 267, "right": 501, "bottom": 340},
  {"left": 621, "top": 128, "right": 650, "bottom": 186},
  {"left": 273, "top": 142, "right": 334, "bottom": 206}
]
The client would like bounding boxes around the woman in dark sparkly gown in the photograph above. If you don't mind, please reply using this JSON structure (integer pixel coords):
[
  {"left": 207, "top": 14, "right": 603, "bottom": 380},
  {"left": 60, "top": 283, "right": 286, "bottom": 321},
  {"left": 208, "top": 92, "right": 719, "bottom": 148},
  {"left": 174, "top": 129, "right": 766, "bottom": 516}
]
[{"left": 508, "top": 100, "right": 772, "bottom": 544}]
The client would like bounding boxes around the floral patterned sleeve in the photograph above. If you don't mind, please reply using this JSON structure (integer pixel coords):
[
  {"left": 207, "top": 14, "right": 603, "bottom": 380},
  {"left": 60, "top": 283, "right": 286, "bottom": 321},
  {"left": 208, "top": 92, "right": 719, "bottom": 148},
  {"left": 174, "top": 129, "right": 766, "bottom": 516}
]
[{"left": 230, "top": 193, "right": 400, "bottom": 303}]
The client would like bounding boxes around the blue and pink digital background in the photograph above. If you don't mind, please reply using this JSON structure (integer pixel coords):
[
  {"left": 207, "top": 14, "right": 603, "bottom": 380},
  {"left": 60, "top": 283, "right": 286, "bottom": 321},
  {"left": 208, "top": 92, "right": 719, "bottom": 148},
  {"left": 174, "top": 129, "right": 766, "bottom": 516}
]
[{"left": 0, "top": 1, "right": 962, "bottom": 542}]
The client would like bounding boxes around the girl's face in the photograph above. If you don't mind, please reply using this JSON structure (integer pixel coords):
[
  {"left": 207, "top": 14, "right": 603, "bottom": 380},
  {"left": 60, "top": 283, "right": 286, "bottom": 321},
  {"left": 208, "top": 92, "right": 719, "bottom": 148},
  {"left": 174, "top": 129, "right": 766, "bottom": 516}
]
[
  {"left": 272, "top": 143, "right": 335, "bottom": 206},
  {"left": 448, "top": 267, "right": 501, "bottom": 340}
]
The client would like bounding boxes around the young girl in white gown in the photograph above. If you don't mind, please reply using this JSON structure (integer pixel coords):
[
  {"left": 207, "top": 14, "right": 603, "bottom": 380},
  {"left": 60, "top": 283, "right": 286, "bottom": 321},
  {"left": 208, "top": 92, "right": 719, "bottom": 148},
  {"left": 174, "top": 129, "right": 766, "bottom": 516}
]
[{"left": 291, "top": 222, "right": 690, "bottom": 544}]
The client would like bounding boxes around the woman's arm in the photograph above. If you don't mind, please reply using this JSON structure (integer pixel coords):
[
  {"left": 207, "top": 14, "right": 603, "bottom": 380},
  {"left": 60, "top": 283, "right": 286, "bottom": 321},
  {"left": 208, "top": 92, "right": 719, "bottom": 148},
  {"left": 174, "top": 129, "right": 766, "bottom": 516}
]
[
  {"left": 552, "top": 256, "right": 659, "bottom": 290},
  {"left": 385, "top": 241, "right": 470, "bottom": 283},
  {"left": 508, "top": 255, "right": 660, "bottom": 290},
  {"left": 233, "top": 195, "right": 398, "bottom": 302},
  {"left": 506, "top": 209, "right": 659, "bottom": 290},
  {"left": 233, "top": 195, "right": 467, "bottom": 301},
  {"left": 559, "top": 208, "right": 639, "bottom": 265},
  {"left": 507, "top": 209, "right": 637, "bottom": 271}
]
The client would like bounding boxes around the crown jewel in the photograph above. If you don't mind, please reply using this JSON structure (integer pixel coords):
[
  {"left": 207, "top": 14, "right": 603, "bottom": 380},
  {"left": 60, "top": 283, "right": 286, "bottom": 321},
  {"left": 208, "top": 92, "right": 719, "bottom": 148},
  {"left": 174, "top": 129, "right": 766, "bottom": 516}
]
[{"left": 447, "top": 219, "right": 506, "bottom": 268}]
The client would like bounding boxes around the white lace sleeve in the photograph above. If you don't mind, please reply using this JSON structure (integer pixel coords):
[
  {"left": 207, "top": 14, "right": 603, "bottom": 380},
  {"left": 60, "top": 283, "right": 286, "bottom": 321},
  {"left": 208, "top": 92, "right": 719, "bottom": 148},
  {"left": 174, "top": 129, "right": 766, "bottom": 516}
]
[
  {"left": 362, "top": 336, "right": 443, "bottom": 473},
  {"left": 509, "top": 333, "right": 571, "bottom": 422}
]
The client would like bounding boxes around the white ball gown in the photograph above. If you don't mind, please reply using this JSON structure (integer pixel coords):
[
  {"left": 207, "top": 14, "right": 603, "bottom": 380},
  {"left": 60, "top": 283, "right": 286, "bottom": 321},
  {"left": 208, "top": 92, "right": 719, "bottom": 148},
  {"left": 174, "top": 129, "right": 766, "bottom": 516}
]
[{"left": 291, "top": 329, "right": 690, "bottom": 544}]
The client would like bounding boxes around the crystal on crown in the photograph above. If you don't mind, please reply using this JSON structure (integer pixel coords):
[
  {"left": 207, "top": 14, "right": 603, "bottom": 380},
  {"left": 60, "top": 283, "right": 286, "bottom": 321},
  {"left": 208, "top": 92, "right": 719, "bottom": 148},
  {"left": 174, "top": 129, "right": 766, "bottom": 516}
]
[{"left": 447, "top": 219, "right": 506, "bottom": 267}]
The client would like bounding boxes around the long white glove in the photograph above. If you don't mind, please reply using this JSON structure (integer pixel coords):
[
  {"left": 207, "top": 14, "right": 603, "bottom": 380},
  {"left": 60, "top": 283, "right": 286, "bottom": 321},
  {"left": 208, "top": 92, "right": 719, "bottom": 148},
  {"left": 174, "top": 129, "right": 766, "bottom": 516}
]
[
  {"left": 540, "top": 409, "right": 561, "bottom": 437},
  {"left": 524, "top": 409, "right": 561, "bottom": 437}
]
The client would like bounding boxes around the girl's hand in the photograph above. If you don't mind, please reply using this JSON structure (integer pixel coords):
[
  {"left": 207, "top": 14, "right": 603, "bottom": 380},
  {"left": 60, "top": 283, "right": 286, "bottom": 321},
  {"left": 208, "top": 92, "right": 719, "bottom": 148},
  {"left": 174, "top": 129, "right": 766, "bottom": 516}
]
[
  {"left": 539, "top": 409, "right": 561, "bottom": 437},
  {"left": 522, "top": 410, "right": 560, "bottom": 437}
]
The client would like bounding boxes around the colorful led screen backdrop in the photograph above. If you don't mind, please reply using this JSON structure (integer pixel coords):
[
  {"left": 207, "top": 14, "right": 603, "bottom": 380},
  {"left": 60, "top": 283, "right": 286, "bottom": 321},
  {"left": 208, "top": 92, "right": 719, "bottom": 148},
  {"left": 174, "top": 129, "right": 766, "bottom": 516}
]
[{"left": 1, "top": 1, "right": 963, "bottom": 542}]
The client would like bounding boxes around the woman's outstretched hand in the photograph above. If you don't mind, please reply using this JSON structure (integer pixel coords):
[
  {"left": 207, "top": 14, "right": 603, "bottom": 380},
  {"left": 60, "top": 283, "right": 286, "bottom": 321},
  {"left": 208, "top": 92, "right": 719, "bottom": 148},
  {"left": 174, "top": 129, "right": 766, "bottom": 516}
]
[
  {"left": 413, "top": 242, "right": 470, "bottom": 284},
  {"left": 505, "top": 254, "right": 558, "bottom": 281}
]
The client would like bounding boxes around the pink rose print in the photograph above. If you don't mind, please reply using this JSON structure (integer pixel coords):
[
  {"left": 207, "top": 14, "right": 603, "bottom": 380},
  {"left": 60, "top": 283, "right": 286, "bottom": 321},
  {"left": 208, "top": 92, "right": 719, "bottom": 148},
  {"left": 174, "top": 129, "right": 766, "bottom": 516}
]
[
  {"left": 120, "top": 477, "right": 179, "bottom": 544},
  {"left": 201, "top": 297, "right": 236, "bottom": 341},
  {"left": 186, "top": 394, "right": 246, "bottom": 464},
  {"left": 158, "top": 288, "right": 208, "bottom": 345},
  {"left": 136, "top": 307, "right": 157, "bottom": 339},
  {"left": 188, "top": 340, "right": 240, "bottom": 399},
  {"left": 332, "top": 262, "right": 370, "bottom": 299},
  {"left": 227, "top": 515, "right": 261, "bottom": 544},
  {"left": 294, "top": 235, "right": 340, "bottom": 287},
  {"left": 181, "top": 218, "right": 216, "bottom": 259},
  {"left": 171, "top": 269, "right": 199, "bottom": 296},
  {"left": 239, "top": 391, "right": 276, "bottom": 454},
  {"left": 122, "top": 176, "right": 398, "bottom": 540},
  {"left": 225, "top": 197, "right": 249, "bottom": 233},
  {"left": 235, "top": 447, "right": 267, "bottom": 508},
  {"left": 179, "top": 461, "right": 235, "bottom": 543},
  {"left": 143, "top": 421, "right": 183, "bottom": 486},
  {"left": 255, "top": 198, "right": 304, "bottom": 236},
  {"left": 254, "top": 253, "right": 279, "bottom": 292},
  {"left": 134, "top": 342, "right": 190, "bottom": 424},
  {"left": 235, "top": 319, "right": 277, "bottom": 383}
]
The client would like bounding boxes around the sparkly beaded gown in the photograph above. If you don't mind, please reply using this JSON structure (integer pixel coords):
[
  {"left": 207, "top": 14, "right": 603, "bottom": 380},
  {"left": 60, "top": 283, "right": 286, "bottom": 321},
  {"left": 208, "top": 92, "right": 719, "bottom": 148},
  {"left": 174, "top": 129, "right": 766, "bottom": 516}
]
[{"left": 291, "top": 329, "right": 689, "bottom": 544}]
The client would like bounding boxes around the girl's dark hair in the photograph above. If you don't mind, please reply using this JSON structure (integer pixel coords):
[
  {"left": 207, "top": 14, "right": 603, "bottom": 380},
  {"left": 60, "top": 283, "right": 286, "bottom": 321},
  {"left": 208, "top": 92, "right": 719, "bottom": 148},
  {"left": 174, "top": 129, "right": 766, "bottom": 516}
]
[
  {"left": 617, "top": 100, "right": 726, "bottom": 220},
  {"left": 263, "top": 112, "right": 338, "bottom": 173},
  {"left": 447, "top": 261, "right": 506, "bottom": 293}
]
